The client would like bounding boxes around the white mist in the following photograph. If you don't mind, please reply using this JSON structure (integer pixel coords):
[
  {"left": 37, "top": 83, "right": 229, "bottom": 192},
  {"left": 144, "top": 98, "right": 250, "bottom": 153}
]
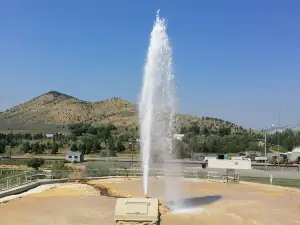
[{"left": 139, "top": 10, "right": 182, "bottom": 205}]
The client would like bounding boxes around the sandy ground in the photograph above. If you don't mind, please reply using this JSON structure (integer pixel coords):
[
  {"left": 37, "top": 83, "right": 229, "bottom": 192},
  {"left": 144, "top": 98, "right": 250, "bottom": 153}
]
[
  {"left": 0, "top": 183, "right": 117, "bottom": 225},
  {"left": 0, "top": 183, "right": 62, "bottom": 203},
  {"left": 0, "top": 178, "right": 300, "bottom": 225},
  {"left": 89, "top": 178, "right": 300, "bottom": 225},
  {"left": 0, "top": 165, "right": 28, "bottom": 169}
]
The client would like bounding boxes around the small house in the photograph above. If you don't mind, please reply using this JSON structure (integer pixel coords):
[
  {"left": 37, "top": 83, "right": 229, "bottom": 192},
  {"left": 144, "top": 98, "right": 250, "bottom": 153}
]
[
  {"left": 174, "top": 134, "right": 184, "bottom": 141},
  {"left": 192, "top": 152, "right": 205, "bottom": 161},
  {"left": 66, "top": 151, "right": 84, "bottom": 163},
  {"left": 287, "top": 148, "right": 300, "bottom": 162},
  {"left": 45, "top": 133, "right": 55, "bottom": 138}
]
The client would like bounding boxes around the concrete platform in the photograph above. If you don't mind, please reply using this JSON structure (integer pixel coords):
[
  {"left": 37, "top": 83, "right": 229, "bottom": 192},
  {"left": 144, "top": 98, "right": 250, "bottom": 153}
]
[
  {"left": 0, "top": 179, "right": 70, "bottom": 198},
  {"left": 114, "top": 198, "right": 159, "bottom": 222}
]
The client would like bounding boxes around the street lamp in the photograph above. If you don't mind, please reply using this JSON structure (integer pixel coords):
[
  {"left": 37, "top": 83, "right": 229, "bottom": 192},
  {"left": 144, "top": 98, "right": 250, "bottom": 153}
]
[
  {"left": 129, "top": 140, "right": 135, "bottom": 167},
  {"left": 264, "top": 132, "right": 267, "bottom": 170}
]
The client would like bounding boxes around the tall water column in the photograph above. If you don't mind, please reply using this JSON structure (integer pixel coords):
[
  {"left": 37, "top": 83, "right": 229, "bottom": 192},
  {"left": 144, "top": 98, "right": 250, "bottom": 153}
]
[{"left": 139, "top": 10, "right": 182, "bottom": 205}]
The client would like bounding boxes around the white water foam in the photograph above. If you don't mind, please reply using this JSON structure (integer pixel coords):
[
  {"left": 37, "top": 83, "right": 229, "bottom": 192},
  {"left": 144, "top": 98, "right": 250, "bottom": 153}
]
[{"left": 172, "top": 207, "right": 207, "bottom": 214}]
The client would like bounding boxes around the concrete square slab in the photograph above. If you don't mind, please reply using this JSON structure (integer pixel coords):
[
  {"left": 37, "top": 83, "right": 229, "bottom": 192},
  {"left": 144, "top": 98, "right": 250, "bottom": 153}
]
[{"left": 114, "top": 198, "right": 159, "bottom": 222}]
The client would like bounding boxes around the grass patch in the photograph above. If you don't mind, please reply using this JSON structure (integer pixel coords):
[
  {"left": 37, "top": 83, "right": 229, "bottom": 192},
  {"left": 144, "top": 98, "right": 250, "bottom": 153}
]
[
  {"left": 0, "top": 169, "right": 27, "bottom": 179},
  {"left": 270, "top": 146, "right": 287, "bottom": 153},
  {"left": 241, "top": 176, "right": 300, "bottom": 189},
  {"left": 0, "top": 159, "right": 61, "bottom": 168},
  {"left": 0, "top": 130, "right": 51, "bottom": 134}
]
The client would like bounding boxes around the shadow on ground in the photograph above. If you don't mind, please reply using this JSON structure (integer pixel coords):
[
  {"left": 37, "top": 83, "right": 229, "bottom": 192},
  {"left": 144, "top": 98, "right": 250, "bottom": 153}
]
[{"left": 167, "top": 195, "right": 222, "bottom": 210}]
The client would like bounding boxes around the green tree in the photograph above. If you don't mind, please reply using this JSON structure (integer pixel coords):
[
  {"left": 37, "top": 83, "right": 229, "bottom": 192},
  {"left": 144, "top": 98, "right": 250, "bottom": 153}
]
[
  {"left": 21, "top": 141, "right": 31, "bottom": 153},
  {"left": 51, "top": 142, "right": 59, "bottom": 154},
  {"left": 107, "top": 136, "right": 116, "bottom": 156},
  {"left": 27, "top": 158, "right": 45, "bottom": 170},
  {"left": 84, "top": 140, "right": 93, "bottom": 154},
  {"left": 78, "top": 143, "right": 86, "bottom": 153},
  {"left": 0, "top": 142, "right": 5, "bottom": 154},
  {"left": 46, "top": 142, "right": 52, "bottom": 149},
  {"left": 70, "top": 143, "right": 78, "bottom": 152},
  {"left": 116, "top": 140, "right": 125, "bottom": 152},
  {"left": 189, "top": 123, "right": 200, "bottom": 134},
  {"left": 31, "top": 142, "right": 40, "bottom": 153},
  {"left": 87, "top": 126, "right": 98, "bottom": 135},
  {"left": 39, "top": 143, "right": 45, "bottom": 153},
  {"left": 202, "top": 126, "right": 209, "bottom": 136},
  {"left": 218, "top": 127, "right": 231, "bottom": 136},
  {"left": 92, "top": 140, "right": 101, "bottom": 152}
]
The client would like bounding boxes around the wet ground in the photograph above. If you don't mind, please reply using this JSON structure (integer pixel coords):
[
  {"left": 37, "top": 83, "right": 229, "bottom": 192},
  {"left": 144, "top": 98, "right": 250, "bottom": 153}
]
[{"left": 0, "top": 178, "right": 300, "bottom": 225}]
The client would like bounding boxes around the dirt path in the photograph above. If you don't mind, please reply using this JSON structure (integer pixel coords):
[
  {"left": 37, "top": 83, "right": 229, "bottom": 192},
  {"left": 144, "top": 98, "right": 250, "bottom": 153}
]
[
  {"left": 90, "top": 178, "right": 300, "bottom": 225},
  {"left": 0, "top": 183, "right": 116, "bottom": 225}
]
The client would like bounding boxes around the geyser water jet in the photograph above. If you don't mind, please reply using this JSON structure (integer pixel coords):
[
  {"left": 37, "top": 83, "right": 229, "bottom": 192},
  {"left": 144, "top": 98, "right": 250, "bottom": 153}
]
[{"left": 139, "top": 10, "right": 182, "bottom": 205}]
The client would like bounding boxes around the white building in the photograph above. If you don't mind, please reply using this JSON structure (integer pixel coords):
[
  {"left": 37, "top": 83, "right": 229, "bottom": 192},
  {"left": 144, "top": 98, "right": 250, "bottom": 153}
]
[
  {"left": 45, "top": 134, "right": 55, "bottom": 138},
  {"left": 173, "top": 134, "right": 184, "bottom": 141},
  {"left": 207, "top": 158, "right": 251, "bottom": 170},
  {"left": 192, "top": 152, "right": 205, "bottom": 161},
  {"left": 287, "top": 147, "right": 300, "bottom": 162},
  {"left": 66, "top": 151, "right": 84, "bottom": 163}
]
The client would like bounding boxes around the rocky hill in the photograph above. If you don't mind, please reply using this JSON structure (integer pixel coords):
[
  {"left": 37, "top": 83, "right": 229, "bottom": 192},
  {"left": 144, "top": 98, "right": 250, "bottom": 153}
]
[{"left": 0, "top": 91, "right": 246, "bottom": 133}]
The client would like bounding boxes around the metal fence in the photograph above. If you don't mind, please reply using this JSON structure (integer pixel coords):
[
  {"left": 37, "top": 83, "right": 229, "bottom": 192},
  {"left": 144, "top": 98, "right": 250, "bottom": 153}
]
[
  {"left": 0, "top": 169, "right": 27, "bottom": 178},
  {"left": 46, "top": 168, "right": 209, "bottom": 179},
  {"left": 0, "top": 168, "right": 211, "bottom": 191},
  {"left": 253, "top": 164, "right": 300, "bottom": 172},
  {"left": 0, "top": 171, "right": 44, "bottom": 191}
]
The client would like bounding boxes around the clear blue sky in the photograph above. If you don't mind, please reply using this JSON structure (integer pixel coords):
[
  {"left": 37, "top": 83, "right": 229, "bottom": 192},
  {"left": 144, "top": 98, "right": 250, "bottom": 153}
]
[{"left": 1, "top": 0, "right": 299, "bottom": 129}]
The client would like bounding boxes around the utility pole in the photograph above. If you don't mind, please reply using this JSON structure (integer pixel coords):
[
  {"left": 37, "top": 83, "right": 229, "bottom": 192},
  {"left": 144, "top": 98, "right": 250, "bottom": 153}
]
[
  {"left": 106, "top": 139, "right": 110, "bottom": 161},
  {"left": 131, "top": 132, "right": 135, "bottom": 167},
  {"left": 277, "top": 109, "right": 281, "bottom": 169},
  {"left": 264, "top": 132, "right": 267, "bottom": 170},
  {"left": 8, "top": 128, "right": 12, "bottom": 159},
  {"left": 189, "top": 138, "right": 193, "bottom": 160},
  {"left": 131, "top": 141, "right": 134, "bottom": 167}
]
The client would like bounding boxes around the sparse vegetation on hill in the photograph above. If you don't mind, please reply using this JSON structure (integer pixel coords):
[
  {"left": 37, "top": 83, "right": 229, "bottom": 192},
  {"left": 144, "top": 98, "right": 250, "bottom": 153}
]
[
  {"left": 0, "top": 91, "right": 246, "bottom": 134},
  {"left": 0, "top": 91, "right": 136, "bottom": 129}
]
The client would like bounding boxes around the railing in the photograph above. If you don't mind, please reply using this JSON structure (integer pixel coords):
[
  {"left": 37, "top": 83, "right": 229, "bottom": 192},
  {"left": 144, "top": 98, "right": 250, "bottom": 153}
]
[
  {"left": 207, "top": 171, "right": 240, "bottom": 183},
  {"left": 41, "top": 168, "right": 230, "bottom": 182},
  {"left": 0, "top": 169, "right": 29, "bottom": 180},
  {"left": 0, "top": 171, "right": 44, "bottom": 191},
  {"left": 253, "top": 164, "right": 300, "bottom": 172},
  {"left": 0, "top": 168, "right": 239, "bottom": 192}
]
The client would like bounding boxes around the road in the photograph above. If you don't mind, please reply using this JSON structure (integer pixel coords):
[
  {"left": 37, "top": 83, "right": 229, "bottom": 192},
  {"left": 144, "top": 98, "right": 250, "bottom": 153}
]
[
  {"left": 9, "top": 155, "right": 299, "bottom": 167},
  {"left": 4, "top": 155, "right": 300, "bottom": 179},
  {"left": 12, "top": 155, "right": 135, "bottom": 161},
  {"left": 10, "top": 155, "right": 208, "bottom": 164}
]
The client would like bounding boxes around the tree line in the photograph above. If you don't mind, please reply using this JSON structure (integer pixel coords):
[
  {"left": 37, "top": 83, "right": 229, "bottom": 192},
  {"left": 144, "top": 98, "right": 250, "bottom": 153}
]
[
  {"left": 67, "top": 123, "right": 132, "bottom": 156},
  {"left": 1, "top": 122, "right": 300, "bottom": 157},
  {"left": 177, "top": 125, "right": 300, "bottom": 156}
]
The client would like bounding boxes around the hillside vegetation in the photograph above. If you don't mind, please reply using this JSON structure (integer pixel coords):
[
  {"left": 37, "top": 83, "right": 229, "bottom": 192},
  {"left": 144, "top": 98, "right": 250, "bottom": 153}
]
[
  {"left": 0, "top": 91, "right": 136, "bottom": 130},
  {"left": 0, "top": 91, "right": 246, "bottom": 134},
  {"left": 0, "top": 91, "right": 270, "bottom": 157},
  {"left": 1, "top": 91, "right": 299, "bottom": 157}
]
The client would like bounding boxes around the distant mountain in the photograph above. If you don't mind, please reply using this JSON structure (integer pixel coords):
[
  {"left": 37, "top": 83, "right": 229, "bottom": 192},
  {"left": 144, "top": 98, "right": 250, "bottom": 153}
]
[
  {"left": 262, "top": 125, "right": 300, "bottom": 134},
  {"left": 0, "top": 90, "right": 248, "bottom": 133},
  {"left": 0, "top": 91, "right": 136, "bottom": 130}
]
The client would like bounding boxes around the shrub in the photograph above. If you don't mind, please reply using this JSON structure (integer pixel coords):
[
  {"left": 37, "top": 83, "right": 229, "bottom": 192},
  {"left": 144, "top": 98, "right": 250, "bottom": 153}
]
[{"left": 27, "top": 158, "right": 45, "bottom": 170}]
